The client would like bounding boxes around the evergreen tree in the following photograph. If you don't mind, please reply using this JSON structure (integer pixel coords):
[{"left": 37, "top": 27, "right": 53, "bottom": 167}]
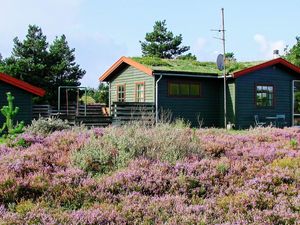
[
  {"left": 285, "top": 36, "right": 300, "bottom": 66},
  {"left": 0, "top": 25, "right": 49, "bottom": 87},
  {"left": 140, "top": 20, "right": 190, "bottom": 59},
  {"left": 47, "top": 35, "right": 85, "bottom": 104},
  {"left": 0, "top": 25, "right": 85, "bottom": 104}
]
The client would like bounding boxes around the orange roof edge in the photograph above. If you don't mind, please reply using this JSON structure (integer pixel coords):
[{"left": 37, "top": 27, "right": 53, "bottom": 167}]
[
  {"left": 233, "top": 57, "right": 300, "bottom": 78},
  {"left": 99, "top": 56, "right": 153, "bottom": 81}
]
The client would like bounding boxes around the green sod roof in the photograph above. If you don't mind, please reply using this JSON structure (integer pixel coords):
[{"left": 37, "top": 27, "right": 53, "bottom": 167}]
[{"left": 131, "top": 57, "right": 263, "bottom": 75}]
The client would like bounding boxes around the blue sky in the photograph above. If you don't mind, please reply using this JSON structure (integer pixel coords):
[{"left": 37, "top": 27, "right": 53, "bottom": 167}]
[{"left": 1, "top": 0, "right": 300, "bottom": 87}]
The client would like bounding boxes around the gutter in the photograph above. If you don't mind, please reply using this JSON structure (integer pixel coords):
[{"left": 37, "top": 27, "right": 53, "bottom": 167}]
[
  {"left": 153, "top": 72, "right": 233, "bottom": 79},
  {"left": 155, "top": 74, "right": 163, "bottom": 124},
  {"left": 108, "top": 82, "right": 111, "bottom": 116}
]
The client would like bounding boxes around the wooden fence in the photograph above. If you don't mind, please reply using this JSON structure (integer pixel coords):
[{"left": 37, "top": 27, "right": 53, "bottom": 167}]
[
  {"left": 111, "top": 102, "right": 155, "bottom": 125},
  {"left": 33, "top": 104, "right": 112, "bottom": 127}
]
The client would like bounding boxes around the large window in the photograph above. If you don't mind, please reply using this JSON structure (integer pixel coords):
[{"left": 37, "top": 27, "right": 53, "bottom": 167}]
[
  {"left": 168, "top": 81, "right": 201, "bottom": 97},
  {"left": 135, "top": 82, "right": 145, "bottom": 102},
  {"left": 117, "top": 84, "right": 126, "bottom": 102},
  {"left": 256, "top": 85, "right": 274, "bottom": 107}
]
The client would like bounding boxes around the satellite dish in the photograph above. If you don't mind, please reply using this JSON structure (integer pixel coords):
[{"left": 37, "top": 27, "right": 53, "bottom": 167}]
[{"left": 216, "top": 54, "right": 224, "bottom": 71}]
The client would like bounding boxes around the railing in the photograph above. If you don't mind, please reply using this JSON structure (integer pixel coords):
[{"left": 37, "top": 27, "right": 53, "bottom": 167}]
[
  {"left": 33, "top": 104, "right": 111, "bottom": 127},
  {"left": 111, "top": 102, "right": 155, "bottom": 124}
]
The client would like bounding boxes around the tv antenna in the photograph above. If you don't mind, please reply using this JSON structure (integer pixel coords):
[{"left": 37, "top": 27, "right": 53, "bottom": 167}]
[{"left": 211, "top": 8, "right": 227, "bottom": 128}]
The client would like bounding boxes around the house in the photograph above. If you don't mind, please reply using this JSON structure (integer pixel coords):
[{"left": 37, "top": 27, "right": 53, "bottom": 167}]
[
  {"left": 99, "top": 56, "right": 300, "bottom": 129},
  {"left": 0, "top": 72, "right": 46, "bottom": 125}
]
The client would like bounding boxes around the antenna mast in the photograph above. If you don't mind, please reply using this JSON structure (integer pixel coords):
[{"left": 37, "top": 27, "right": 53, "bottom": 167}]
[
  {"left": 211, "top": 8, "right": 227, "bottom": 128},
  {"left": 221, "top": 8, "right": 227, "bottom": 128}
]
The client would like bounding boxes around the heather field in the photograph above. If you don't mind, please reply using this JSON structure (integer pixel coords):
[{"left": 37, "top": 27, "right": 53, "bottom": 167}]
[{"left": 0, "top": 121, "right": 300, "bottom": 224}]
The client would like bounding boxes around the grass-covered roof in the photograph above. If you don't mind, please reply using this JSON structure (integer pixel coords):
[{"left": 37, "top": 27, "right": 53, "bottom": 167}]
[{"left": 131, "top": 57, "right": 263, "bottom": 75}]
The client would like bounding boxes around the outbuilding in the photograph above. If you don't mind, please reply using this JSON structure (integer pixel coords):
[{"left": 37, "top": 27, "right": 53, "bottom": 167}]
[{"left": 0, "top": 72, "right": 46, "bottom": 125}]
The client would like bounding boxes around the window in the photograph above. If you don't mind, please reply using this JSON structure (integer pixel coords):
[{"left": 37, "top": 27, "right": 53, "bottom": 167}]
[
  {"left": 135, "top": 82, "right": 145, "bottom": 102},
  {"left": 256, "top": 85, "right": 274, "bottom": 107},
  {"left": 168, "top": 81, "right": 201, "bottom": 97},
  {"left": 117, "top": 84, "right": 125, "bottom": 102}
]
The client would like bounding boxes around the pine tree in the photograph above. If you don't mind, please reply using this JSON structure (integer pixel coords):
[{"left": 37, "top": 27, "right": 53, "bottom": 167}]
[
  {"left": 1, "top": 25, "right": 49, "bottom": 87},
  {"left": 0, "top": 25, "right": 85, "bottom": 104},
  {"left": 140, "top": 20, "right": 190, "bottom": 59},
  {"left": 47, "top": 35, "right": 85, "bottom": 104}
]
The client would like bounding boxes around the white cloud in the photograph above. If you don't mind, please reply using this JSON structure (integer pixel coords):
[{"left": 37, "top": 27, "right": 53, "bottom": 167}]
[{"left": 254, "top": 34, "right": 285, "bottom": 59}]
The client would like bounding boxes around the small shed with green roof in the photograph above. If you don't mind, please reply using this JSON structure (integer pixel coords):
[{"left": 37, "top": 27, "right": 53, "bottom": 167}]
[{"left": 100, "top": 56, "right": 300, "bottom": 128}]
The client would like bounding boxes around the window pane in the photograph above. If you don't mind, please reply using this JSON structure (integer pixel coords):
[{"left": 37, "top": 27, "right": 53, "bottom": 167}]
[
  {"left": 179, "top": 83, "right": 189, "bottom": 95},
  {"left": 169, "top": 81, "right": 201, "bottom": 97},
  {"left": 169, "top": 83, "right": 179, "bottom": 95},
  {"left": 136, "top": 83, "right": 145, "bottom": 102},
  {"left": 256, "top": 85, "right": 273, "bottom": 107},
  {"left": 190, "top": 84, "right": 200, "bottom": 96},
  {"left": 117, "top": 85, "right": 125, "bottom": 102}
]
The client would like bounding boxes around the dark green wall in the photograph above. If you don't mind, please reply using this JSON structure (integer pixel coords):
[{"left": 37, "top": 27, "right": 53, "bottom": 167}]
[
  {"left": 157, "top": 76, "right": 221, "bottom": 127},
  {"left": 0, "top": 81, "right": 33, "bottom": 125},
  {"left": 235, "top": 65, "right": 298, "bottom": 129},
  {"left": 219, "top": 78, "right": 236, "bottom": 127},
  {"left": 110, "top": 65, "right": 155, "bottom": 103}
]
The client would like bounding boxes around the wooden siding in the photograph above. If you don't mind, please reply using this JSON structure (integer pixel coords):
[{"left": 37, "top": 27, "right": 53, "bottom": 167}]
[
  {"left": 235, "top": 65, "right": 299, "bottom": 129},
  {"left": 110, "top": 65, "right": 155, "bottom": 103},
  {"left": 157, "top": 76, "right": 221, "bottom": 127},
  {"left": 0, "top": 81, "right": 33, "bottom": 125},
  {"left": 219, "top": 79, "right": 236, "bottom": 127}
]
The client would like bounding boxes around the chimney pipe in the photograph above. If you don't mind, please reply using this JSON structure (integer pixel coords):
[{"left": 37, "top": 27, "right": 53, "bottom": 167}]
[{"left": 273, "top": 49, "right": 280, "bottom": 59}]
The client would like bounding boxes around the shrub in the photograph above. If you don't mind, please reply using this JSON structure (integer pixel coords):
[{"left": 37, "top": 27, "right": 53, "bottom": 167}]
[
  {"left": 15, "top": 200, "right": 35, "bottom": 215},
  {"left": 290, "top": 138, "right": 298, "bottom": 149},
  {"left": 26, "top": 117, "right": 70, "bottom": 136},
  {"left": 272, "top": 157, "right": 300, "bottom": 169},
  {"left": 216, "top": 160, "right": 230, "bottom": 175},
  {"left": 1, "top": 126, "right": 300, "bottom": 224},
  {"left": 72, "top": 123, "right": 205, "bottom": 175}
]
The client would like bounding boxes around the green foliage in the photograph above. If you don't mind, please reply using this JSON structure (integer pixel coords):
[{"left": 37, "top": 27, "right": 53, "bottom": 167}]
[
  {"left": 272, "top": 157, "right": 300, "bottom": 169},
  {"left": 290, "top": 138, "right": 298, "bottom": 149},
  {"left": 84, "top": 83, "right": 109, "bottom": 105},
  {"left": 72, "top": 136, "right": 115, "bottom": 174},
  {"left": 16, "top": 200, "right": 35, "bottom": 215},
  {"left": 133, "top": 56, "right": 262, "bottom": 75},
  {"left": 140, "top": 20, "right": 190, "bottom": 59},
  {"left": 131, "top": 56, "right": 171, "bottom": 67},
  {"left": 216, "top": 160, "right": 230, "bottom": 175},
  {"left": 72, "top": 123, "right": 204, "bottom": 175},
  {"left": 177, "top": 53, "right": 197, "bottom": 61},
  {"left": 80, "top": 95, "right": 96, "bottom": 105},
  {"left": 225, "top": 52, "right": 236, "bottom": 62},
  {"left": 0, "top": 25, "right": 85, "bottom": 104},
  {"left": 0, "top": 92, "right": 24, "bottom": 136},
  {"left": 294, "top": 92, "right": 300, "bottom": 113},
  {"left": 26, "top": 117, "right": 70, "bottom": 136},
  {"left": 284, "top": 36, "right": 300, "bottom": 66}
]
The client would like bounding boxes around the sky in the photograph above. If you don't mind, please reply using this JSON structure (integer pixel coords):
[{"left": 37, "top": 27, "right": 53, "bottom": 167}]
[{"left": 1, "top": 0, "right": 300, "bottom": 88}]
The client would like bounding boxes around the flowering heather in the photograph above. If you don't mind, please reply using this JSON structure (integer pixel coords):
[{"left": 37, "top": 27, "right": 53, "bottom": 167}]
[{"left": 0, "top": 125, "right": 300, "bottom": 224}]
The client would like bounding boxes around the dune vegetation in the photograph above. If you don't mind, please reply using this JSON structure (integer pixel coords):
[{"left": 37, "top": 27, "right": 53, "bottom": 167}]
[{"left": 0, "top": 120, "right": 299, "bottom": 224}]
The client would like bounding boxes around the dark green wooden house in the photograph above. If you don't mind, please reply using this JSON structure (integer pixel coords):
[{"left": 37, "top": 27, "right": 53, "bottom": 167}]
[
  {"left": 0, "top": 72, "right": 46, "bottom": 125},
  {"left": 100, "top": 57, "right": 300, "bottom": 128}
]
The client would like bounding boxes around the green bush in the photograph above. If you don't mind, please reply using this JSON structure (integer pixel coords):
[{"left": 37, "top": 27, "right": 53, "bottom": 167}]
[
  {"left": 72, "top": 123, "right": 205, "bottom": 175},
  {"left": 26, "top": 117, "right": 70, "bottom": 136}
]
